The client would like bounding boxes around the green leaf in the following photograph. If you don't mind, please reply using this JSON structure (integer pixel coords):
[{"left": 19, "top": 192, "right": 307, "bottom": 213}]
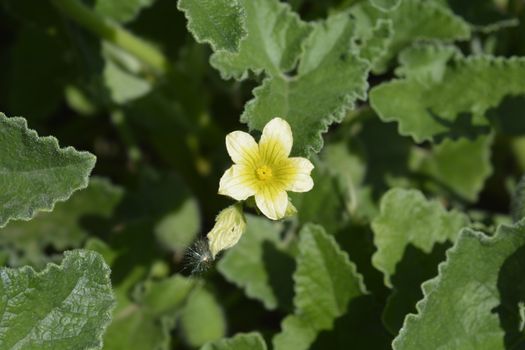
[
  {"left": 0, "top": 177, "right": 123, "bottom": 268},
  {"left": 370, "top": 0, "right": 400, "bottom": 10},
  {"left": 0, "top": 250, "right": 114, "bottom": 350},
  {"left": 351, "top": 0, "right": 470, "bottom": 73},
  {"left": 0, "top": 113, "right": 96, "bottom": 228},
  {"left": 372, "top": 188, "right": 470, "bottom": 287},
  {"left": 178, "top": 0, "right": 247, "bottom": 52},
  {"left": 180, "top": 287, "right": 227, "bottom": 347},
  {"left": 292, "top": 158, "right": 349, "bottom": 234},
  {"left": 218, "top": 215, "right": 293, "bottom": 310},
  {"left": 242, "top": 12, "right": 369, "bottom": 156},
  {"left": 201, "top": 332, "right": 267, "bottom": 350},
  {"left": 103, "top": 274, "right": 195, "bottom": 350},
  {"left": 411, "top": 135, "right": 494, "bottom": 202},
  {"left": 370, "top": 55, "right": 525, "bottom": 142},
  {"left": 511, "top": 174, "right": 525, "bottom": 223},
  {"left": 95, "top": 0, "right": 154, "bottom": 23},
  {"left": 393, "top": 222, "right": 525, "bottom": 350},
  {"left": 210, "top": 0, "right": 312, "bottom": 79},
  {"left": 273, "top": 224, "right": 366, "bottom": 350}
]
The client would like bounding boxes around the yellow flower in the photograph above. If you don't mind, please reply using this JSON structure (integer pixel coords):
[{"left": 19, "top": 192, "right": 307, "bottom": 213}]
[{"left": 218, "top": 118, "right": 314, "bottom": 220}]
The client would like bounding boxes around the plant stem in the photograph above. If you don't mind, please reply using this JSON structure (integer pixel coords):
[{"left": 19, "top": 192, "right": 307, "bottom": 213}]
[{"left": 51, "top": 0, "right": 169, "bottom": 74}]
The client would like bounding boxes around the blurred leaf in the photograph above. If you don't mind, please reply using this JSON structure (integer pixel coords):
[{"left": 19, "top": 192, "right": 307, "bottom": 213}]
[
  {"left": 292, "top": 158, "right": 349, "bottom": 234},
  {"left": 103, "top": 274, "right": 195, "bottom": 350},
  {"left": 371, "top": 188, "right": 469, "bottom": 287},
  {"left": 209, "top": 0, "right": 312, "bottom": 79},
  {"left": 154, "top": 195, "right": 200, "bottom": 254},
  {"left": 351, "top": 0, "right": 470, "bottom": 73},
  {"left": 370, "top": 0, "right": 400, "bottom": 10},
  {"left": 0, "top": 177, "right": 123, "bottom": 268},
  {"left": 201, "top": 332, "right": 267, "bottom": 350},
  {"left": 394, "top": 223, "right": 525, "bottom": 350},
  {"left": 178, "top": 0, "right": 246, "bottom": 52},
  {"left": 103, "top": 56, "right": 152, "bottom": 104},
  {"left": 411, "top": 135, "right": 494, "bottom": 202},
  {"left": 273, "top": 224, "right": 366, "bottom": 350},
  {"left": 180, "top": 287, "right": 227, "bottom": 347},
  {"left": 95, "top": 0, "right": 155, "bottom": 23},
  {"left": 242, "top": 11, "right": 369, "bottom": 156},
  {"left": 394, "top": 43, "right": 460, "bottom": 84},
  {"left": 0, "top": 250, "right": 114, "bottom": 350},
  {"left": 0, "top": 113, "right": 96, "bottom": 228},
  {"left": 511, "top": 174, "right": 525, "bottom": 223},
  {"left": 487, "top": 94, "right": 525, "bottom": 136},
  {"left": 218, "top": 215, "right": 293, "bottom": 310},
  {"left": 370, "top": 55, "right": 525, "bottom": 142}
]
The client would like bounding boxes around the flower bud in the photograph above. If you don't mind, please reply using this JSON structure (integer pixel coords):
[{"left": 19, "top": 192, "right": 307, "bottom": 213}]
[{"left": 207, "top": 204, "right": 247, "bottom": 258}]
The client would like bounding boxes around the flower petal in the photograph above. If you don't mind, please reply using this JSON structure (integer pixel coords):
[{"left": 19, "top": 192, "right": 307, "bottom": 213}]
[
  {"left": 279, "top": 157, "right": 314, "bottom": 192},
  {"left": 226, "top": 131, "right": 259, "bottom": 166},
  {"left": 218, "top": 164, "right": 257, "bottom": 200},
  {"left": 259, "top": 117, "right": 293, "bottom": 163},
  {"left": 255, "top": 186, "right": 288, "bottom": 220}
]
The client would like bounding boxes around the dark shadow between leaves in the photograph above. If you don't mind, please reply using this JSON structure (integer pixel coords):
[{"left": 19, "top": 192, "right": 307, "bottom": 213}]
[
  {"left": 383, "top": 242, "right": 451, "bottom": 334},
  {"left": 486, "top": 94, "right": 525, "bottom": 137},
  {"left": 261, "top": 241, "right": 295, "bottom": 312},
  {"left": 494, "top": 243, "right": 525, "bottom": 349},
  {"left": 428, "top": 109, "right": 491, "bottom": 143},
  {"left": 310, "top": 295, "right": 392, "bottom": 350}
]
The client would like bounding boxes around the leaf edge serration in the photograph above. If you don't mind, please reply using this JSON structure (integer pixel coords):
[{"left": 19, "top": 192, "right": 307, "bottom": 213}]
[
  {"left": 0, "top": 249, "right": 115, "bottom": 350},
  {"left": 177, "top": 0, "right": 247, "bottom": 53},
  {"left": 391, "top": 226, "right": 512, "bottom": 349},
  {"left": 0, "top": 112, "right": 96, "bottom": 228}
]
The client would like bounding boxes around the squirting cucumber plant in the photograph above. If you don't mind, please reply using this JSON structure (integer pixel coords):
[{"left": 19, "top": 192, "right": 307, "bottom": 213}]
[{"left": 1, "top": 0, "right": 525, "bottom": 349}]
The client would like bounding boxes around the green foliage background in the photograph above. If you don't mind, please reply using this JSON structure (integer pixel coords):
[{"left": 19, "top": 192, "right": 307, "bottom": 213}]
[{"left": 1, "top": 0, "right": 525, "bottom": 349}]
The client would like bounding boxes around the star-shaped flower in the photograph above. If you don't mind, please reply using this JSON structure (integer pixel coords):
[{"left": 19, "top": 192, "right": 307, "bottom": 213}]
[{"left": 218, "top": 118, "right": 314, "bottom": 220}]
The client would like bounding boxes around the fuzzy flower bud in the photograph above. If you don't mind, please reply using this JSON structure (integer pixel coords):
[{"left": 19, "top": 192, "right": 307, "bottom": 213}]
[{"left": 207, "top": 204, "right": 247, "bottom": 258}]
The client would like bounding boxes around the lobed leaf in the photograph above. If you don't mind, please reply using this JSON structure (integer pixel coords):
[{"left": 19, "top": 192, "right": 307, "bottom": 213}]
[
  {"left": 242, "top": 11, "right": 369, "bottom": 156},
  {"left": 178, "top": 0, "right": 246, "bottom": 52},
  {"left": 371, "top": 55, "right": 525, "bottom": 142},
  {"left": 210, "top": 0, "right": 312, "bottom": 79},
  {"left": 273, "top": 224, "right": 366, "bottom": 350},
  {"left": 394, "top": 222, "right": 525, "bottom": 349},
  {"left": 0, "top": 113, "right": 96, "bottom": 228},
  {"left": 351, "top": 0, "right": 470, "bottom": 73},
  {"left": 372, "top": 188, "right": 470, "bottom": 287},
  {"left": 0, "top": 250, "right": 114, "bottom": 350}
]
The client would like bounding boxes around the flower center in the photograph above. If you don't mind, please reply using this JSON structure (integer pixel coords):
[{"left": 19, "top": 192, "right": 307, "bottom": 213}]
[{"left": 256, "top": 165, "right": 273, "bottom": 181}]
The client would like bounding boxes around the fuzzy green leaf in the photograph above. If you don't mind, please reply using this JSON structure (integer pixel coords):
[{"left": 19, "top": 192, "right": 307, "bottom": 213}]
[
  {"left": 273, "top": 224, "right": 366, "bottom": 350},
  {"left": 178, "top": 0, "right": 246, "bottom": 52},
  {"left": 351, "top": 0, "right": 470, "bottom": 73},
  {"left": 372, "top": 188, "right": 470, "bottom": 287},
  {"left": 201, "top": 332, "right": 267, "bottom": 350},
  {"left": 210, "top": 0, "right": 312, "bottom": 79},
  {"left": 371, "top": 55, "right": 525, "bottom": 142},
  {"left": 411, "top": 135, "right": 494, "bottom": 201},
  {"left": 242, "top": 12, "right": 369, "bottom": 156},
  {"left": 218, "top": 215, "right": 293, "bottom": 310},
  {"left": 0, "top": 177, "right": 123, "bottom": 268},
  {"left": 0, "top": 250, "right": 114, "bottom": 350},
  {"left": 0, "top": 113, "right": 96, "bottom": 228},
  {"left": 394, "top": 222, "right": 525, "bottom": 350}
]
